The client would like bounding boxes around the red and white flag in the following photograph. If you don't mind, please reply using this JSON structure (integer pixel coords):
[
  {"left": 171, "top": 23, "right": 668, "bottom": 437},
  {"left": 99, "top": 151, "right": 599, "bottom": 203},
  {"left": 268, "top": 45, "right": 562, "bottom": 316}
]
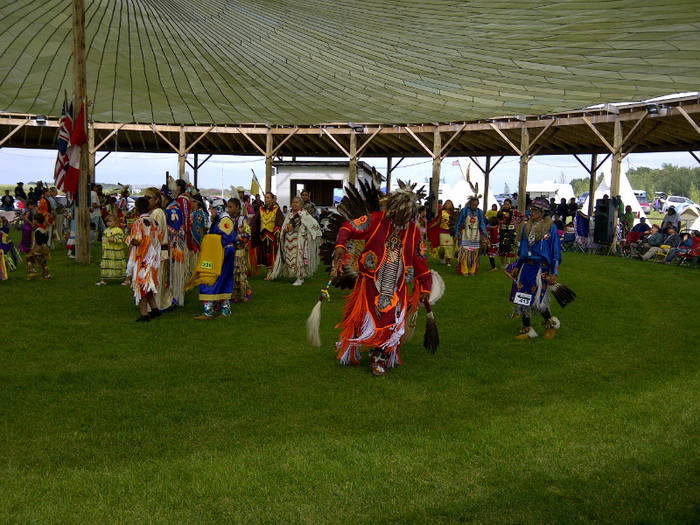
[
  {"left": 62, "top": 100, "right": 87, "bottom": 199},
  {"left": 54, "top": 98, "right": 73, "bottom": 193}
]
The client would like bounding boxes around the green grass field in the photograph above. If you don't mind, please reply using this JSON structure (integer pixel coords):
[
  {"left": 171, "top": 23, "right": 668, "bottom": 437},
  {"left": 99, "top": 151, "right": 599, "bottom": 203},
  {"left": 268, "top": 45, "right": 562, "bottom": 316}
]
[{"left": 1, "top": 234, "right": 699, "bottom": 524}]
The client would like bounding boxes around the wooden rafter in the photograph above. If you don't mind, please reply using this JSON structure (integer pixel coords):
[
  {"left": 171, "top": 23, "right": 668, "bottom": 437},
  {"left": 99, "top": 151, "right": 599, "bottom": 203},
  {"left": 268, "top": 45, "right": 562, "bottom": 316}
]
[
  {"left": 356, "top": 127, "right": 382, "bottom": 157},
  {"left": 677, "top": 106, "right": 700, "bottom": 138},
  {"left": 321, "top": 128, "right": 350, "bottom": 158},
  {"left": 404, "top": 126, "right": 435, "bottom": 158},
  {"left": 582, "top": 117, "right": 615, "bottom": 154},
  {"left": 438, "top": 123, "right": 467, "bottom": 159},
  {"left": 153, "top": 127, "right": 179, "bottom": 154},
  {"left": 0, "top": 118, "right": 28, "bottom": 147},
  {"left": 91, "top": 123, "right": 124, "bottom": 154},
  {"left": 235, "top": 127, "right": 266, "bottom": 156},
  {"left": 270, "top": 128, "right": 299, "bottom": 157},
  {"left": 185, "top": 125, "right": 215, "bottom": 154},
  {"left": 488, "top": 123, "right": 521, "bottom": 156}
]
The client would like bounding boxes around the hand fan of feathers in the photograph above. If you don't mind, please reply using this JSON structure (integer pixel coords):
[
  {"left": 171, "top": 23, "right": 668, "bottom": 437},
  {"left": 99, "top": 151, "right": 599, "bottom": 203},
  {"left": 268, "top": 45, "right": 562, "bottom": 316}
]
[
  {"left": 319, "top": 179, "right": 385, "bottom": 290},
  {"left": 308, "top": 180, "right": 385, "bottom": 346}
]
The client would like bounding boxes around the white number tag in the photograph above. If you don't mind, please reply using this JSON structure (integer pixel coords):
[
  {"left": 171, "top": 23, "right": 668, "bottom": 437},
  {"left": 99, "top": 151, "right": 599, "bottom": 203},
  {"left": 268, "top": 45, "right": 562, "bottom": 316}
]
[{"left": 514, "top": 292, "right": 533, "bottom": 306}]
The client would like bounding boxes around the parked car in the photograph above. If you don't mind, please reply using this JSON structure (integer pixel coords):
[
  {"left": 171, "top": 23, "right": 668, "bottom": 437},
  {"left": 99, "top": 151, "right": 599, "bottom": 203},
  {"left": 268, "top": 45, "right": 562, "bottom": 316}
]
[
  {"left": 661, "top": 195, "right": 694, "bottom": 213},
  {"left": 494, "top": 193, "right": 510, "bottom": 206},
  {"left": 576, "top": 192, "right": 589, "bottom": 208},
  {"left": 637, "top": 197, "right": 651, "bottom": 214}
]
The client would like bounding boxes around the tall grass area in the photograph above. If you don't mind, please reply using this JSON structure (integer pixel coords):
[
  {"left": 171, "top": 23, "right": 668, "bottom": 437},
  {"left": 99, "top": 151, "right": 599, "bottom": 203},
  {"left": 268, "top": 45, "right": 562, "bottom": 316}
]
[{"left": 1, "top": 233, "right": 699, "bottom": 524}]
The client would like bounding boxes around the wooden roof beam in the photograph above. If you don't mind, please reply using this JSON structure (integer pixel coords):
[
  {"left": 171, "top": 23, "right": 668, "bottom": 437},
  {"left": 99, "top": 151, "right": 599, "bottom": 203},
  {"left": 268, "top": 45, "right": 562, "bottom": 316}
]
[
  {"left": 0, "top": 119, "right": 29, "bottom": 147},
  {"left": 677, "top": 106, "right": 700, "bottom": 138},
  {"left": 91, "top": 124, "right": 124, "bottom": 154}
]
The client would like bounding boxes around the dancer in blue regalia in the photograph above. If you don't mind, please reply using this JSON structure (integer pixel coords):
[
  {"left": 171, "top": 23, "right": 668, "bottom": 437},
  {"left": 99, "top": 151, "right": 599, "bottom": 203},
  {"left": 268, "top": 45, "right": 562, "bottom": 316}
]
[
  {"left": 195, "top": 198, "right": 238, "bottom": 319},
  {"left": 508, "top": 198, "right": 562, "bottom": 339}
]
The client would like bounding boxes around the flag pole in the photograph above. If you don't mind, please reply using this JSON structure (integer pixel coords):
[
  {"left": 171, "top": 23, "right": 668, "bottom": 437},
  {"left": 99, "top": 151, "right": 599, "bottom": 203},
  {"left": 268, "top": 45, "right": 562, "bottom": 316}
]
[{"left": 72, "top": 0, "right": 90, "bottom": 264}]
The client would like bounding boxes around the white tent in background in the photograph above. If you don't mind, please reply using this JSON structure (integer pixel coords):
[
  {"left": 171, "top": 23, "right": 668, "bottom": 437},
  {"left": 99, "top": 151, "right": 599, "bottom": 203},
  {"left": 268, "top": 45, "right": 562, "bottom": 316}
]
[
  {"left": 582, "top": 168, "right": 646, "bottom": 223},
  {"left": 526, "top": 181, "right": 576, "bottom": 202},
  {"left": 689, "top": 216, "right": 700, "bottom": 232},
  {"left": 679, "top": 204, "right": 700, "bottom": 229},
  {"left": 441, "top": 159, "right": 498, "bottom": 210}
]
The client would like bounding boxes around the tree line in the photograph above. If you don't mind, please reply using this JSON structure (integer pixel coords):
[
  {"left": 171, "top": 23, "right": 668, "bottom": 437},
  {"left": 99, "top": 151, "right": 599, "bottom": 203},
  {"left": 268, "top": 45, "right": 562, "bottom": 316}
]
[{"left": 569, "top": 164, "right": 700, "bottom": 202}]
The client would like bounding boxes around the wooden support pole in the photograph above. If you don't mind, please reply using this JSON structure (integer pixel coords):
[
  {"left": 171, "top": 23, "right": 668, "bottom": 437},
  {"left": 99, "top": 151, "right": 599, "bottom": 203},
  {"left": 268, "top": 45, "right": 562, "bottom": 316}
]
[
  {"left": 265, "top": 130, "right": 273, "bottom": 194},
  {"left": 348, "top": 132, "right": 357, "bottom": 186},
  {"left": 610, "top": 119, "right": 623, "bottom": 251},
  {"left": 518, "top": 125, "right": 529, "bottom": 212},
  {"left": 88, "top": 121, "right": 95, "bottom": 183},
  {"left": 483, "top": 156, "right": 491, "bottom": 209},
  {"left": 193, "top": 152, "right": 198, "bottom": 189},
  {"left": 588, "top": 154, "right": 597, "bottom": 218},
  {"left": 72, "top": 0, "right": 90, "bottom": 265},
  {"left": 431, "top": 129, "right": 441, "bottom": 217},
  {"left": 178, "top": 126, "right": 186, "bottom": 177},
  {"left": 386, "top": 156, "right": 392, "bottom": 192}
]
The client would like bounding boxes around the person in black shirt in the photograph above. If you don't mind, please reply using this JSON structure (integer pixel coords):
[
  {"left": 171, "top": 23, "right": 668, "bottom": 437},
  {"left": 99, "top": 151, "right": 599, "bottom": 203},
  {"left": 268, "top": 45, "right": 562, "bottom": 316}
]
[
  {"left": 556, "top": 198, "right": 569, "bottom": 223},
  {"left": 15, "top": 182, "right": 27, "bottom": 202},
  {"left": 1, "top": 190, "right": 14, "bottom": 211}
]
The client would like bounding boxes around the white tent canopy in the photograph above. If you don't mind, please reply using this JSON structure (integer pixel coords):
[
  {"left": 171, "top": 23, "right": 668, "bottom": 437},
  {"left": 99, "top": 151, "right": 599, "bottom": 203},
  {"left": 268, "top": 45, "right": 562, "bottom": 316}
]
[
  {"left": 583, "top": 169, "right": 647, "bottom": 223},
  {"left": 440, "top": 159, "right": 498, "bottom": 211},
  {"left": 679, "top": 204, "right": 700, "bottom": 229},
  {"left": 690, "top": 217, "right": 700, "bottom": 233},
  {"left": 525, "top": 181, "right": 575, "bottom": 202},
  {"left": 1, "top": 1, "right": 699, "bottom": 125}
]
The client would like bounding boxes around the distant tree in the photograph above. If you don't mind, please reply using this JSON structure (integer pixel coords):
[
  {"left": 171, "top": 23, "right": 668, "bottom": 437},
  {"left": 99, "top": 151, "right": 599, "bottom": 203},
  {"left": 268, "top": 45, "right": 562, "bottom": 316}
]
[
  {"left": 503, "top": 183, "right": 510, "bottom": 194},
  {"left": 627, "top": 164, "right": 700, "bottom": 198},
  {"left": 690, "top": 182, "right": 700, "bottom": 204},
  {"left": 557, "top": 171, "right": 568, "bottom": 184},
  {"left": 570, "top": 173, "right": 603, "bottom": 196}
]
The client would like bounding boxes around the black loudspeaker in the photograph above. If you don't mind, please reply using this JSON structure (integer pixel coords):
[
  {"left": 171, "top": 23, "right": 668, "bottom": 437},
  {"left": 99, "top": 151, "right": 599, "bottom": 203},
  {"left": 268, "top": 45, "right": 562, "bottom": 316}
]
[{"left": 593, "top": 199, "right": 615, "bottom": 244}]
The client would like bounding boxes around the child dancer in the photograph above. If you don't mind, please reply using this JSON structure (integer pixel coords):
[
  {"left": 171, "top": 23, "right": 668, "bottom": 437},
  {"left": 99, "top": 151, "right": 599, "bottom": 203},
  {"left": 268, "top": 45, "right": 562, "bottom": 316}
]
[
  {"left": 27, "top": 212, "right": 51, "bottom": 280},
  {"left": 486, "top": 215, "right": 500, "bottom": 272},
  {"left": 126, "top": 197, "right": 161, "bottom": 322},
  {"left": 19, "top": 200, "right": 36, "bottom": 253},
  {"left": 96, "top": 214, "right": 127, "bottom": 286}
]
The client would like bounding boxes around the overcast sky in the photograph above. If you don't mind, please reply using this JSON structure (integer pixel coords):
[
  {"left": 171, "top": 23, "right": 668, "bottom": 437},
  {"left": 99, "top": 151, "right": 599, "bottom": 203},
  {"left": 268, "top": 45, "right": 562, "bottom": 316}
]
[{"left": 0, "top": 147, "right": 696, "bottom": 196}]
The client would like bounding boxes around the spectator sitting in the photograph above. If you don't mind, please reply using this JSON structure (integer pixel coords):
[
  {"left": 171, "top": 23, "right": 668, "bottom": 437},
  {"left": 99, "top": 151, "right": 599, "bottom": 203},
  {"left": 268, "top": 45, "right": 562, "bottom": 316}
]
[
  {"left": 631, "top": 217, "right": 651, "bottom": 234},
  {"left": 641, "top": 226, "right": 679, "bottom": 262},
  {"left": 552, "top": 213, "right": 564, "bottom": 233},
  {"left": 663, "top": 227, "right": 681, "bottom": 249},
  {"left": 664, "top": 231, "right": 694, "bottom": 264},
  {"left": 631, "top": 225, "right": 663, "bottom": 260},
  {"left": 621, "top": 205, "right": 635, "bottom": 234},
  {"left": 660, "top": 207, "right": 680, "bottom": 233}
]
